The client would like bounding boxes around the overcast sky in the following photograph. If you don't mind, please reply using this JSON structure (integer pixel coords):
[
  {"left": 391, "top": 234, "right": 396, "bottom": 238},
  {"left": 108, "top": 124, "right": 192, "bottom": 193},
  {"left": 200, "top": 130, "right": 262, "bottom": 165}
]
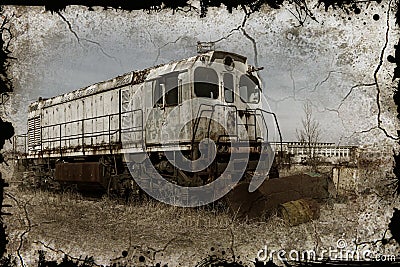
[{"left": 2, "top": 2, "right": 398, "bottom": 145}]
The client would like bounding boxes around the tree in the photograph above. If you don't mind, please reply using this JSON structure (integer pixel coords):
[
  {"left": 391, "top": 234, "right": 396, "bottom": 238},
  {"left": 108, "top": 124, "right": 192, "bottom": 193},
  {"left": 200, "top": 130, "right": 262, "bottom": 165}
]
[{"left": 296, "top": 101, "right": 321, "bottom": 170}]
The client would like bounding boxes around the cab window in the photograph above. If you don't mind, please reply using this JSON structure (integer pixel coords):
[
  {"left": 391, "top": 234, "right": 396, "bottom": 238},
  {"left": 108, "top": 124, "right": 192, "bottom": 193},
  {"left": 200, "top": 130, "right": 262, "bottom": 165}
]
[
  {"left": 164, "top": 74, "right": 178, "bottom": 106},
  {"left": 239, "top": 74, "right": 260, "bottom": 103},
  {"left": 152, "top": 73, "right": 179, "bottom": 107},
  {"left": 153, "top": 79, "right": 163, "bottom": 106},
  {"left": 224, "top": 73, "right": 234, "bottom": 103},
  {"left": 194, "top": 67, "right": 219, "bottom": 99}
]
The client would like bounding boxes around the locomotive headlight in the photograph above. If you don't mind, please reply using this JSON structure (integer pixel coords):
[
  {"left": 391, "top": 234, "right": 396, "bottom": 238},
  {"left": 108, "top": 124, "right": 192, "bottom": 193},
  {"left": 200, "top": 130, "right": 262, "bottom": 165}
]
[{"left": 224, "top": 56, "right": 235, "bottom": 71}]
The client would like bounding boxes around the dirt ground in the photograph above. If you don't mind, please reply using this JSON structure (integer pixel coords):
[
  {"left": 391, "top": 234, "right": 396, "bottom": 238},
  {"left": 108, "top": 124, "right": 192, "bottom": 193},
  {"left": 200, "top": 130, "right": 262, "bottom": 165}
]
[{"left": 2, "top": 163, "right": 400, "bottom": 267}]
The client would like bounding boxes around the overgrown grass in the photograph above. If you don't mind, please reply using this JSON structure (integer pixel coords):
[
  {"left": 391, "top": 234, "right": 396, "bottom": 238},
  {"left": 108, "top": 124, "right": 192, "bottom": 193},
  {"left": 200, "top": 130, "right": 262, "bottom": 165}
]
[{"left": 4, "top": 178, "right": 400, "bottom": 266}]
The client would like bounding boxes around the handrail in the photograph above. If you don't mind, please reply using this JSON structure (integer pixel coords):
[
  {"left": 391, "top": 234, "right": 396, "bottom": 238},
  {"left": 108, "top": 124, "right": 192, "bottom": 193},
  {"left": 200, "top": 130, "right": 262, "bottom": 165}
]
[
  {"left": 191, "top": 103, "right": 240, "bottom": 161},
  {"left": 253, "top": 108, "right": 283, "bottom": 154},
  {"left": 252, "top": 112, "right": 268, "bottom": 142},
  {"left": 41, "top": 126, "right": 142, "bottom": 143},
  {"left": 39, "top": 109, "right": 138, "bottom": 129},
  {"left": 190, "top": 104, "right": 282, "bottom": 151},
  {"left": 12, "top": 134, "right": 28, "bottom": 158},
  {"left": 191, "top": 103, "right": 238, "bottom": 147},
  {"left": 24, "top": 102, "right": 283, "bottom": 158},
  {"left": 236, "top": 109, "right": 261, "bottom": 141},
  {"left": 33, "top": 108, "right": 144, "bottom": 155}
]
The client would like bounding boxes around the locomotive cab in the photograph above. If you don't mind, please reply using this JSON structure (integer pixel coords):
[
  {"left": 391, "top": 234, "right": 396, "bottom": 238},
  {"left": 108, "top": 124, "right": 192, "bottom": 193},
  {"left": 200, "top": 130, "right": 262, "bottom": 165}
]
[{"left": 188, "top": 51, "right": 268, "bottom": 144}]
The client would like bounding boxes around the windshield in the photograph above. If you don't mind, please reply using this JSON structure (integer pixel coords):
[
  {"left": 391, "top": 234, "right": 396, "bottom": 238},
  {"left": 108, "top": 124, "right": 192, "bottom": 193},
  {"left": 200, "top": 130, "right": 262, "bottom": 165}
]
[
  {"left": 194, "top": 67, "right": 219, "bottom": 99},
  {"left": 239, "top": 74, "right": 260, "bottom": 104}
]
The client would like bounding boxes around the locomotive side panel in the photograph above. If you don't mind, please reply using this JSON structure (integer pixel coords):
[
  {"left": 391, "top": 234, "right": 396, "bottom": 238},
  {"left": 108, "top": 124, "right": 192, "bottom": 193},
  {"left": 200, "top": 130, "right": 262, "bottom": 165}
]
[
  {"left": 144, "top": 79, "right": 162, "bottom": 146},
  {"left": 70, "top": 100, "right": 80, "bottom": 148},
  {"left": 41, "top": 105, "right": 61, "bottom": 152},
  {"left": 30, "top": 86, "right": 124, "bottom": 157},
  {"left": 109, "top": 90, "right": 119, "bottom": 143},
  {"left": 83, "top": 95, "right": 93, "bottom": 147},
  {"left": 119, "top": 83, "right": 146, "bottom": 152},
  {"left": 144, "top": 78, "right": 162, "bottom": 146},
  {"left": 81, "top": 88, "right": 121, "bottom": 151},
  {"left": 178, "top": 71, "right": 193, "bottom": 144},
  {"left": 93, "top": 93, "right": 104, "bottom": 145}
]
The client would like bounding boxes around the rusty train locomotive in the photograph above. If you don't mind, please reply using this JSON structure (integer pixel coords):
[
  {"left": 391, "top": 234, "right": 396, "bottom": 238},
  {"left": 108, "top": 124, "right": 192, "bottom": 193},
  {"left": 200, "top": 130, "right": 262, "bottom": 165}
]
[{"left": 14, "top": 50, "right": 281, "bottom": 200}]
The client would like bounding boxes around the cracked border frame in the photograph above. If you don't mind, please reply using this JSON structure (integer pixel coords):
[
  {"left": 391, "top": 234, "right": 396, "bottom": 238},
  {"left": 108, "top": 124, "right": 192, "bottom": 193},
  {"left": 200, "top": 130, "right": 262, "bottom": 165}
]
[{"left": 0, "top": 0, "right": 399, "bottom": 266}]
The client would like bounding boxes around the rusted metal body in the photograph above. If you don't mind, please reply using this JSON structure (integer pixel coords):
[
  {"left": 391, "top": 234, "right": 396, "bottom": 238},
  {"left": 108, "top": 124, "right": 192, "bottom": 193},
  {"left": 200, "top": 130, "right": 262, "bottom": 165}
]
[{"left": 54, "top": 162, "right": 109, "bottom": 190}]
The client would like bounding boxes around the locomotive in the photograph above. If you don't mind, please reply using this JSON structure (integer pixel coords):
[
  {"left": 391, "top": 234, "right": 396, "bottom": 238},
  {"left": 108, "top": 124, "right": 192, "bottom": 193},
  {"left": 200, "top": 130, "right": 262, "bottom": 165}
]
[{"left": 13, "top": 47, "right": 281, "bottom": 204}]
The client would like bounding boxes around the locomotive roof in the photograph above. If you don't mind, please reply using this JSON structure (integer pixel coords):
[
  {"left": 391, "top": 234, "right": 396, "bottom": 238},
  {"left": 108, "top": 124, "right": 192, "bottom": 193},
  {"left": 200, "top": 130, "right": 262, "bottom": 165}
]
[{"left": 29, "top": 50, "right": 248, "bottom": 111}]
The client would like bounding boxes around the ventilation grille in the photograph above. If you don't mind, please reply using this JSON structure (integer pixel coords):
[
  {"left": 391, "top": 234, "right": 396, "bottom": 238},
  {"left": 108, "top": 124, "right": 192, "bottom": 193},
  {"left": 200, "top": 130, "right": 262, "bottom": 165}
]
[{"left": 28, "top": 116, "right": 41, "bottom": 147}]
